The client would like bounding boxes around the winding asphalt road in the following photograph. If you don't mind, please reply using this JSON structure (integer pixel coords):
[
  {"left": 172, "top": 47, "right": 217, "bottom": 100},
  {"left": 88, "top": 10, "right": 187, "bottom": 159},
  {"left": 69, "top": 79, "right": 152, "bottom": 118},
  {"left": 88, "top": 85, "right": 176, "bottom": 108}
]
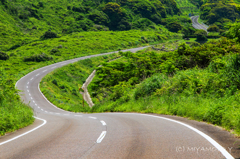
[
  {"left": 0, "top": 49, "right": 238, "bottom": 157},
  {"left": 191, "top": 16, "right": 208, "bottom": 32}
]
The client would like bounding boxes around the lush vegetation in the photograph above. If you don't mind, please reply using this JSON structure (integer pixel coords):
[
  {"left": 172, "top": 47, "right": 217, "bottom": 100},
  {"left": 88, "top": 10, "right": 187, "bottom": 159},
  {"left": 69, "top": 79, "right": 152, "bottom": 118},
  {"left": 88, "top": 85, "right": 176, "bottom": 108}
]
[
  {"left": 2, "top": 0, "right": 240, "bottom": 137},
  {"left": 200, "top": 0, "right": 240, "bottom": 32},
  {"left": 0, "top": 0, "right": 184, "bottom": 39},
  {"left": 42, "top": 34, "right": 240, "bottom": 136},
  {"left": 0, "top": 69, "right": 34, "bottom": 136},
  {"left": 40, "top": 53, "right": 120, "bottom": 112},
  {"left": 0, "top": 29, "right": 180, "bottom": 136},
  {"left": 88, "top": 37, "right": 240, "bottom": 135},
  {"left": 1, "top": 0, "right": 187, "bottom": 136}
]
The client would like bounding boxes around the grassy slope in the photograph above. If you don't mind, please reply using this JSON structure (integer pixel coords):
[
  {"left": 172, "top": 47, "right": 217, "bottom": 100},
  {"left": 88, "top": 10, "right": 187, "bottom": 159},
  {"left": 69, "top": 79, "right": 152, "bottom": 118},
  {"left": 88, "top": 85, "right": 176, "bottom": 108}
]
[
  {"left": 40, "top": 54, "right": 121, "bottom": 112},
  {"left": 175, "top": 0, "right": 199, "bottom": 14}
]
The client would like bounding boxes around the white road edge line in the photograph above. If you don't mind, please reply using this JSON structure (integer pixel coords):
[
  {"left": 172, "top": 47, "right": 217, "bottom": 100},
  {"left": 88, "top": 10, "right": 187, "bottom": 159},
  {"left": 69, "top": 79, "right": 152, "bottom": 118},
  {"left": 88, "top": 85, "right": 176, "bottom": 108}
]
[
  {"left": 117, "top": 113, "right": 234, "bottom": 159},
  {"left": 0, "top": 117, "right": 47, "bottom": 146},
  {"left": 96, "top": 131, "right": 107, "bottom": 143},
  {"left": 100, "top": 120, "right": 106, "bottom": 126}
]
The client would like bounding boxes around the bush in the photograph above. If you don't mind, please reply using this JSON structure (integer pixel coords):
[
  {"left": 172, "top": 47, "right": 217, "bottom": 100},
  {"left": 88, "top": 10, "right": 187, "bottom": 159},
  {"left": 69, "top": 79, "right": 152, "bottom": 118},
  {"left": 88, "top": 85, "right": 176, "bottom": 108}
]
[
  {"left": 0, "top": 51, "right": 9, "bottom": 60},
  {"left": 50, "top": 48, "right": 61, "bottom": 56},
  {"left": 207, "top": 24, "right": 219, "bottom": 32},
  {"left": 195, "top": 29, "right": 207, "bottom": 41},
  {"left": 226, "top": 22, "right": 240, "bottom": 42},
  {"left": 190, "top": 42, "right": 201, "bottom": 47},
  {"left": 134, "top": 74, "right": 167, "bottom": 99},
  {"left": 88, "top": 11, "right": 109, "bottom": 25},
  {"left": 41, "top": 31, "right": 58, "bottom": 39},
  {"left": 24, "top": 53, "right": 53, "bottom": 62},
  {"left": 166, "top": 22, "right": 182, "bottom": 32},
  {"left": 132, "top": 18, "right": 155, "bottom": 30},
  {"left": 182, "top": 25, "right": 197, "bottom": 37}
]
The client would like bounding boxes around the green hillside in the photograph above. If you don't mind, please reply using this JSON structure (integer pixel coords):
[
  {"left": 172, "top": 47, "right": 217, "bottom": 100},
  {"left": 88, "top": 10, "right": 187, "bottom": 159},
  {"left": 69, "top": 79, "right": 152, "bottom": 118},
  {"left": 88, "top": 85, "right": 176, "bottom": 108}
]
[
  {"left": 0, "top": 0, "right": 185, "bottom": 136},
  {"left": 175, "top": 0, "right": 199, "bottom": 13}
]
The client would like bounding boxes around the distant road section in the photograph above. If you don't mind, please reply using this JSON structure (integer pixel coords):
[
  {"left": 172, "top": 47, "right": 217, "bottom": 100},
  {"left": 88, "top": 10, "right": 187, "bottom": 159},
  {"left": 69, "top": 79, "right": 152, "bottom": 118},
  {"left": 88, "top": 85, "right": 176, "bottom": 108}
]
[{"left": 191, "top": 16, "right": 208, "bottom": 32}]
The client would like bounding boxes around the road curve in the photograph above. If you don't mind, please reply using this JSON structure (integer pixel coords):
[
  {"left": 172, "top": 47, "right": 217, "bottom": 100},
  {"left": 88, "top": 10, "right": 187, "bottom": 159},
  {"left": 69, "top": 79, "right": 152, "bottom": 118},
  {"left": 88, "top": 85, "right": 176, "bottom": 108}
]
[
  {"left": 0, "top": 46, "right": 236, "bottom": 159},
  {"left": 191, "top": 16, "right": 208, "bottom": 32}
]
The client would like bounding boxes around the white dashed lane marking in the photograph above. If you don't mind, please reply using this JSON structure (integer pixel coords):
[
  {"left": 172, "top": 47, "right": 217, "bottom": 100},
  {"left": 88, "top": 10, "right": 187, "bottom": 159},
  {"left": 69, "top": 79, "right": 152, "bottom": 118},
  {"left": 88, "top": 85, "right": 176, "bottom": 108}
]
[
  {"left": 100, "top": 120, "right": 106, "bottom": 126},
  {"left": 89, "top": 116, "right": 97, "bottom": 119},
  {"left": 96, "top": 131, "right": 107, "bottom": 143}
]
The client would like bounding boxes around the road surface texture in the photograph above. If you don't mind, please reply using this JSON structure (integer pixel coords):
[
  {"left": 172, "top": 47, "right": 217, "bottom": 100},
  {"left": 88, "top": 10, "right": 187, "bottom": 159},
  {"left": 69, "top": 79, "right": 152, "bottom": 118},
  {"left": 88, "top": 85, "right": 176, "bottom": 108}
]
[
  {"left": 0, "top": 48, "right": 239, "bottom": 158},
  {"left": 191, "top": 16, "right": 208, "bottom": 32}
]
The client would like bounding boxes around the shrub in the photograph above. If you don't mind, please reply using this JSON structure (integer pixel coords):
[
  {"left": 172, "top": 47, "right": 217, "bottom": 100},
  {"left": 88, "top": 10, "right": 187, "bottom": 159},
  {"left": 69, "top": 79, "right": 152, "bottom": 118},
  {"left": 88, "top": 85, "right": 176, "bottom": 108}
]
[
  {"left": 166, "top": 22, "right": 182, "bottom": 32},
  {"left": 195, "top": 29, "right": 207, "bottom": 41},
  {"left": 0, "top": 51, "right": 9, "bottom": 60},
  {"left": 41, "top": 31, "right": 58, "bottom": 39},
  {"left": 50, "top": 48, "right": 61, "bottom": 56},
  {"left": 134, "top": 74, "right": 167, "bottom": 99},
  {"left": 182, "top": 25, "right": 197, "bottom": 37},
  {"left": 226, "top": 22, "right": 240, "bottom": 42},
  {"left": 207, "top": 24, "right": 219, "bottom": 32},
  {"left": 132, "top": 18, "right": 154, "bottom": 30},
  {"left": 88, "top": 11, "right": 109, "bottom": 25},
  {"left": 24, "top": 53, "right": 53, "bottom": 62},
  {"left": 190, "top": 41, "right": 201, "bottom": 47}
]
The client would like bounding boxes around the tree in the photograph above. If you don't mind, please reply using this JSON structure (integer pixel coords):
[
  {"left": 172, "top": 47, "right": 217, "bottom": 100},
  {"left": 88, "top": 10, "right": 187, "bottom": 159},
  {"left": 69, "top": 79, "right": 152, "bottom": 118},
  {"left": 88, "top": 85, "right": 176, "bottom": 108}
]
[
  {"left": 207, "top": 24, "right": 219, "bottom": 32},
  {"left": 103, "top": 2, "right": 128, "bottom": 30},
  {"left": 88, "top": 11, "right": 109, "bottom": 25},
  {"left": 182, "top": 25, "right": 197, "bottom": 36},
  {"left": 225, "top": 22, "right": 240, "bottom": 42},
  {"left": 166, "top": 22, "right": 182, "bottom": 32},
  {"left": 195, "top": 29, "right": 207, "bottom": 41}
]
